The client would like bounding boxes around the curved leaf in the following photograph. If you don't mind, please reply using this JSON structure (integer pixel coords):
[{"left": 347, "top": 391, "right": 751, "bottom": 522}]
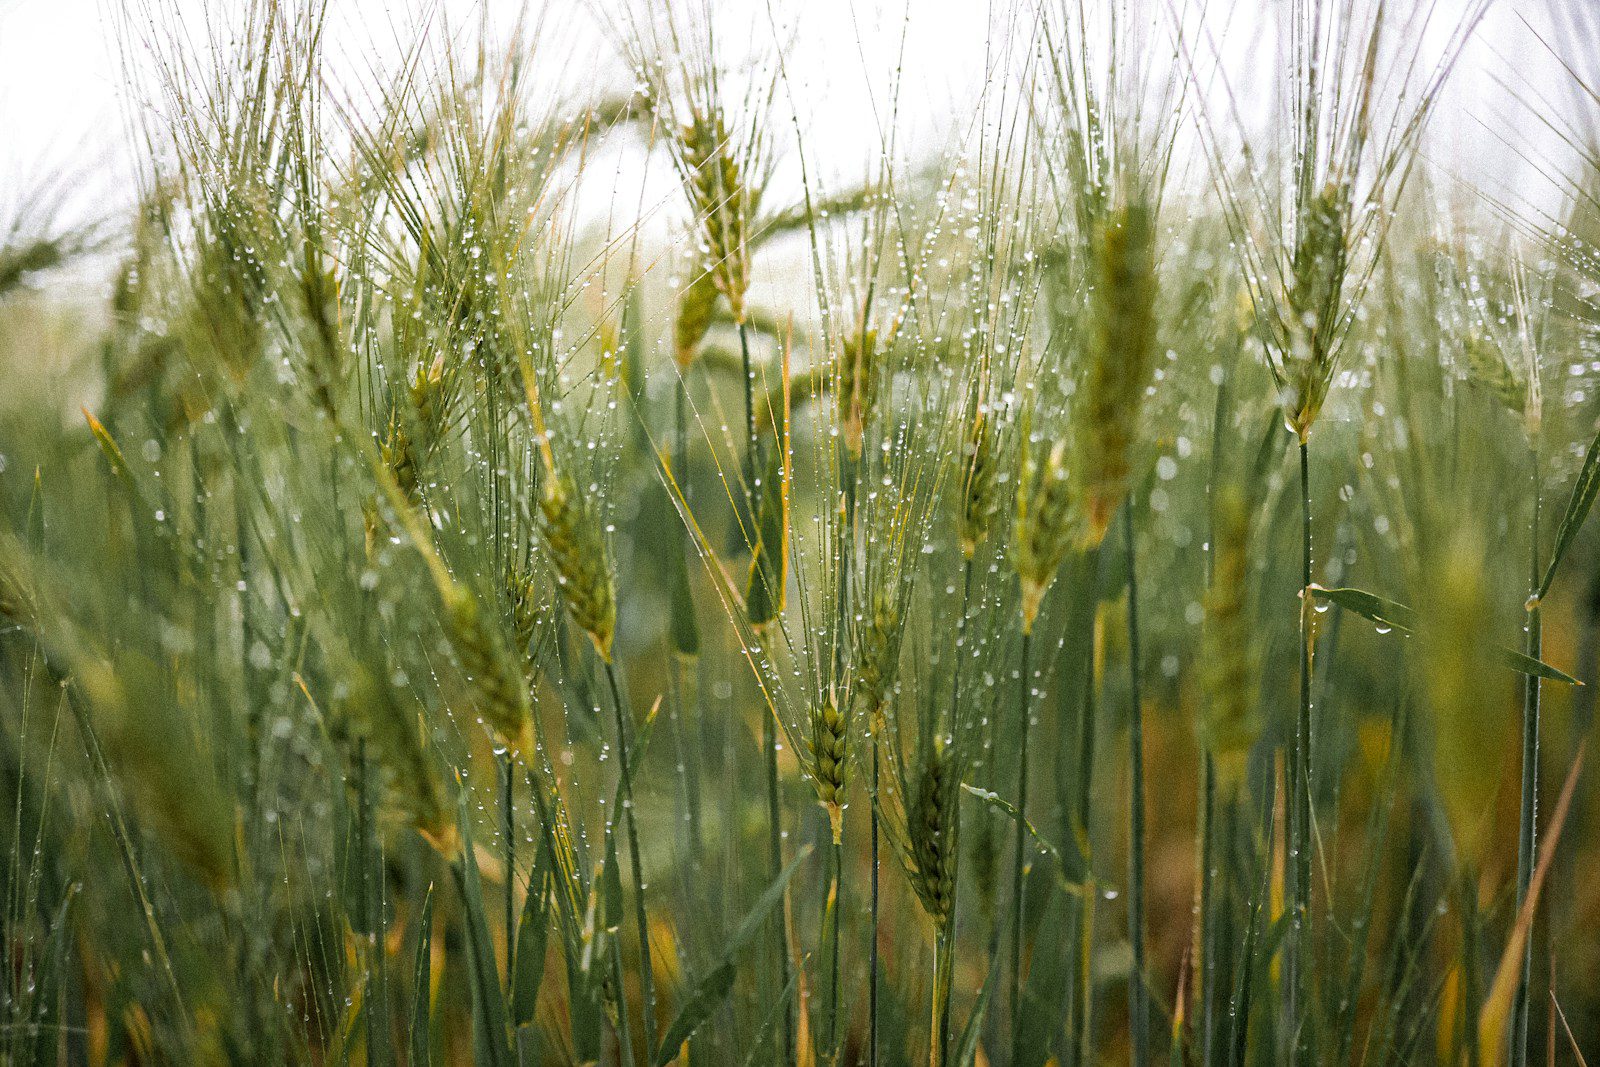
[
  {"left": 454, "top": 798, "right": 514, "bottom": 1067},
  {"left": 1308, "top": 586, "right": 1579, "bottom": 685},
  {"left": 1307, "top": 585, "right": 1416, "bottom": 634},
  {"left": 1500, "top": 648, "right": 1579, "bottom": 686},
  {"left": 651, "top": 844, "right": 812, "bottom": 1065},
  {"left": 410, "top": 885, "right": 435, "bottom": 1067},
  {"left": 1538, "top": 430, "right": 1600, "bottom": 601}
]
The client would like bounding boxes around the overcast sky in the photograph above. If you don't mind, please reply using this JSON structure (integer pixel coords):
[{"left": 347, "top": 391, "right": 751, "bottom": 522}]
[{"left": 0, "top": 0, "right": 1589, "bottom": 227}]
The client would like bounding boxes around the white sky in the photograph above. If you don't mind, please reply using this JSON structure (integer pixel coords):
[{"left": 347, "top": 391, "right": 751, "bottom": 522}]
[{"left": 0, "top": 0, "right": 1591, "bottom": 229}]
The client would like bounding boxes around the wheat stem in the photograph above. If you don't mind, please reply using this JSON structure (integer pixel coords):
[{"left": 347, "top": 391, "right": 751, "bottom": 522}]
[
  {"left": 674, "top": 376, "right": 705, "bottom": 852},
  {"left": 1197, "top": 754, "right": 1218, "bottom": 1065},
  {"left": 1125, "top": 500, "right": 1149, "bottom": 1065},
  {"left": 603, "top": 658, "right": 657, "bottom": 1060},
  {"left": 760, "top": 635, "right": 795, "bottom": 1065},
  {"left": 869, "top": 738, "right": 881, "bottom": 1067},
  {"left": 937, "top": 555, "right": 973, "bottom": 1055},
  {"left": 1197, "top": 379, "right": 1223, "bottom": 1066},
  {"left": 672, "top": 656, "right": 705, "bottom": 852},
  {"left": 932, "top": 923, "right": 955, "bottom": 1067},
  {"left": 501, "top": 752, "right": 516, "bottom": 980},
  {"left": 610, "top": 938, "right": 637, "bottom": 1065},
  {"left": 1071, "top": 553, "right": 1105, "bottom": 1064},
  {"left": 1511, "top": 439, "right": 1541, "bottom": 1067},
  {"left": 1009, "top": 623, "right": 1031, "bottom": 1044},
  {"left": 355, "top": 740, "right": 390, "bottom": 1067},
  {"left": 947, "top": 555, "right": 975, "bottom": 739},
  {"left": 739, "top": 321, "right": 762, "bottom": 525},
  {"left": 825, "top": 448, "right": 858, "bottom": 1066},
  {"left": 828, "top": 832, "right": 843, "bottom": 1062},
  {"left": 1288, "top": 435, "right": 1314, "bottom": 1063}
]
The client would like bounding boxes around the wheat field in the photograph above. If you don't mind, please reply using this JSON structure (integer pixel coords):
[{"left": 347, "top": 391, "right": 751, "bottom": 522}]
[{"left": 3, "top": 0, "right": 1600, "bottom": 1064}]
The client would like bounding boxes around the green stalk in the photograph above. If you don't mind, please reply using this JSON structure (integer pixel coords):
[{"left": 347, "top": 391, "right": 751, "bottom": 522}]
[
  {"left": 870, "top": 738, "right": 881, "bottom": 1067},
  {"left": 668, "top": 660, "right": 698, "bottom": 872},
  {"left": 739, "top": 320, "right": 762, "bottom": 525},
  {"left": 1197, "top": 755, "right": 1218, "bottom": 1065},
  {"left": 486, "top": 352, "right": 504, "bottom": 580},
  {"left": 603, "top": 659, "right": 657, "bottom": 1061},
  {"left": 1073, "top": 629, "right": 1099, "bottom": 1067},
  {"left": 939, "top": 555, "right": 973, "bottom": 1056},
  {"left": 761, "top": 635, "right": 796, "bottom": 1066},
  {"left": 1330, "top": 696, "right": 1406, "bottom": 1065},
  {"left": 1511, "top": 441, "right": 1541, "bottom": 1067},
  {"left": 1124, "top": 501, "right": 1148, "bottom": 1064},
  {"left": 501, "top": 753, "right": 516, "bottom": 981},
  {"left": 741, "top": 321, "right": 792, "bottom": 1063},
  {"left": 827, "top": 450, "right": 857, "bottom": 1067},
  {"left": 675, "top": 375, "right": 705, "bottom": 853},
  {"left": 356, "top": 741, "right": 389, "bottom": 1067},
  {"left": 1288, "top": 436, "right": 1314, "bottom": 1062},
  {"left": 610, "top": 938, "right": 637, "bottom": 1065},
  {"left": 1068, "top": 547, "right": 1107, "bottom": 1065},
  {"left": 675, "top": 362, "right": 689, "bottom": 491},
  {"left": 1009, "top": 625, "right": 1032, "bottom": 1041},
  {"left": 1226, "top": 781, "right": 1268, "bottom": 1067},
  {"left": 828, "top": 832, "right": 844, "bottom": 1062},
  {"left": 938, "top": 936, "right": 954, "bottom": 1064},
  {"left": 1198, "top": 376, "right": 1226, "bottom": 1065},
  {"left": 932, "top": 923, "right": 955, "bottom": 1067}
]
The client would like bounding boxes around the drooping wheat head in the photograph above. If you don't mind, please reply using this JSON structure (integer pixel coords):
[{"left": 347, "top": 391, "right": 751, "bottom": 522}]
[
  {"left": 539, "top": 467, "right": 618, "bottom": 662},
  {"left": 909, "top": 739, "right": 960, "bottom": 929},
  {"left": 380, "top": 410, "right": 421, "bottom": 504},
  {"left": 1459, "top": 255, "right": 1544, "bottom": 443},
  {"left": 505, "top": 560, "right": 545, "bottom": 683},
  {"left": 1201, "top": 0, "right": 1489, "bottom": 443},
  {"left": 852, "top": 586, "right": 902, "bottom": 728},
  {"left": 812, "top": 693, "right": 850, "bottom": 840},
  {"left": 1080, "top": 201, "right": 1158, "bottom": 544},
  {"left": 1462, "top": 325, "right": 1528, "bottom": 417},
  {"left": 1014, "top": 434, "right": 1075, "bottom": 633},
  {"left": 443, "top": 581, "right": 533, "bottom": 752},
  {"left": 958, "top": 390, "right": 1001, "bottom": 560},
  {"left": 675, "top": 261, "right": 720, "bottom": 368},
  {"left": 677, "top": 107, "right": 762, "bottom": 325},
  {"left": 337, "top": 660, "right": 456, "bottom": 858},
  {"left": 409, "top": 354, "right": 448, "bottom": 443},
  {"left": 1198, "top": 484, "right": 1259, "bottom": 788},
  {"left": 1280, "top": 181, "right": 1352, "bottom": 439}
]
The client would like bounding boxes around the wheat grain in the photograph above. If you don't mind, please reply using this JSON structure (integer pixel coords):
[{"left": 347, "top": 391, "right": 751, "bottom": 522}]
[
  {"left": 1199, "top": 485, "right": 1258, "bottom": 787},
  {"left": 1081, "top": 203, "right": 1157, "bottom": 544},
  {"left": 539, "top": 469, "right": 618, "bottom": 661},
  {"left": 1015, "top": 436, "right": 1074, "bottom": 633},
  {"left": 812, "top": 693, "right": 849, "bottom": 840}
]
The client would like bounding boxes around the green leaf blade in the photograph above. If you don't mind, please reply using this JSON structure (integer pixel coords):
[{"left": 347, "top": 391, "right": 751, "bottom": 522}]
[{"left": 1538, "top": 429, "right": 1600, "bottom": 601}]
